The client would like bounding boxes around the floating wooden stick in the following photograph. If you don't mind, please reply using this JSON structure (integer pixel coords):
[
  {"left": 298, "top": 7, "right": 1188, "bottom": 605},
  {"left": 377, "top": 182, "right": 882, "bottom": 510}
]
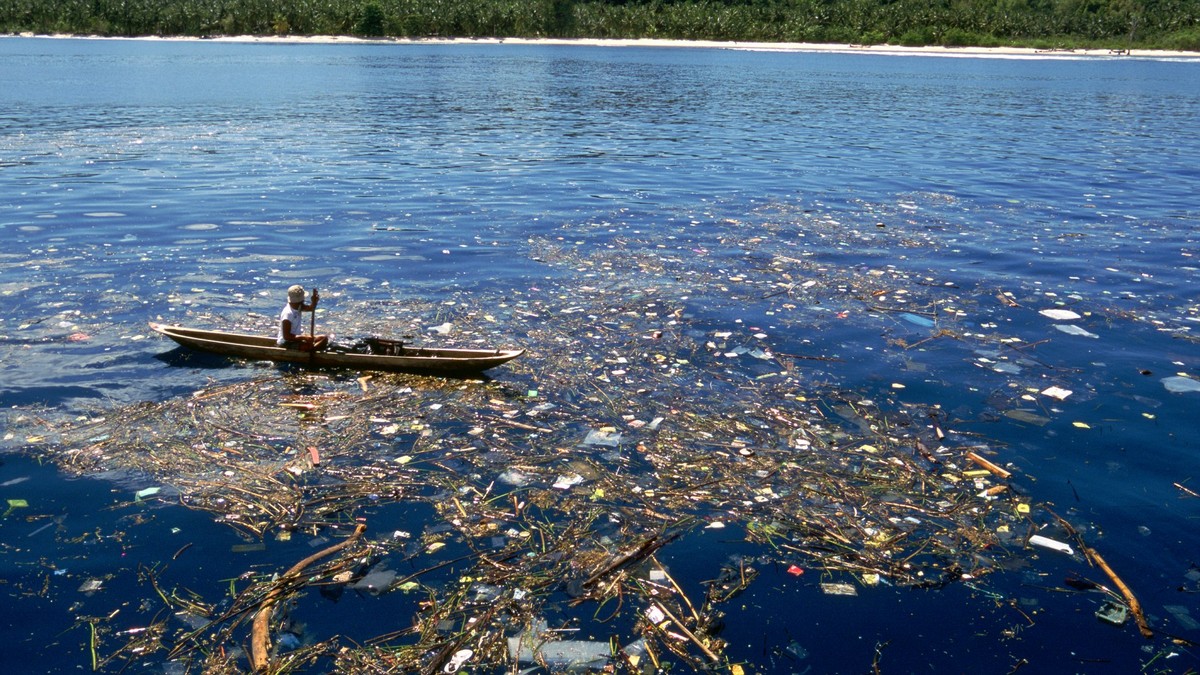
[
  {"left": 1082, "top": 545, "right": 1153, "bottom": 639},
  {"left": 651, "top": 601, "right": 721, "bottom": 663},
  {"left": 966, "top": 451, "right": 1011, "bottom": 479},
  {"left": 251, "top": 523, "right": 366, "bottom": 671},
  {"left": 583, "top": 527, "right": 684, "bottom": 589}
]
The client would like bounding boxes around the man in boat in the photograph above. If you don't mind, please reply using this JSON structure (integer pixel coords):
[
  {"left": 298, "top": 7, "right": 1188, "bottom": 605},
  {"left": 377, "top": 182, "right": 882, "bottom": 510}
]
[{"left": 278, "top": 285, "right": 328, "bottom": 352}]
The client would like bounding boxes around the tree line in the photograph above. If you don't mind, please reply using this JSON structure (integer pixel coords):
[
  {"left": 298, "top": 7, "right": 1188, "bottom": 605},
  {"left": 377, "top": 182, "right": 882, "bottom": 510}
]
[{"left": 3, "top": 0, "right": 1198, "bottom": 51}]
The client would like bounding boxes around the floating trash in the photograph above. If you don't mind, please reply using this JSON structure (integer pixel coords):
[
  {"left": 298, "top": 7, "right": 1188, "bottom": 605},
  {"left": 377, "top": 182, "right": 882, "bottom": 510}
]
[
  {"left": 552, "top": 473, "right": 584, "bottom": 490},
  {"left": 820, "top": 582, "right": 858, "bottom": 596},
  {"left": 784, "top": 640, "right": 810, "bottom": 660},
  {"left": 1163, "top": 605, "right": 1200, "bottom": 631},
  {"left": 1054, "top": 324, "right": 1099, "bottom": 338},
  {"left": 1028, "top": 534, "right": 1075, "bottom": 556},
  {"left": 1161, "top": 375, "right": 1200, "bottom": 393},
  {"left": 135, "top": 486, "right": 162, "bottom": 500},
  {"left": 3, "top": 498, "right": 29, "bottom": 517},
  {"left": 497, "top": 468, "right": 532, "bottom": 486},
  {"left": 350, "top": 567, "right": 396, "bottom": 595},
  {"left": 901, "top": 312, "right": 936, "bottom": 327},
  {"left": 4, "top": 199, "right": 1186, "bottom": 674},
  {"left": 508, "top": 635, "right": 610, "bottom": 668},
  {"left": 1040, "top": 386, "right": 1073, "bottom": 400},
  {"left": 582, "top": 428, "right": 622, "bottom": 447},
  {"left": 1096, "top": 599, "right": 1129, "bottom": 626},
  {"left": 1039, "top": 308, "right": 1082, "bottom": 320}
]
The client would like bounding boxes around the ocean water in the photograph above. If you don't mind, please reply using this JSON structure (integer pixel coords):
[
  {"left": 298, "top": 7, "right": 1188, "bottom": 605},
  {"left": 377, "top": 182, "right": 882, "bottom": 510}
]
[{"left": 1, "top": 36, "right": 1199, "bottom": 673}]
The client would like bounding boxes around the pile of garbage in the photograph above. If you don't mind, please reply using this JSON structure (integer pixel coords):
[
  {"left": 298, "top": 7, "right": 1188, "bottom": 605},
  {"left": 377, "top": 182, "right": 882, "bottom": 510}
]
[
  {"left": 19, "top": 307, "right": 1050, "bottom": 673},
  {"left": 6, "top": 201, "right": 1190, "bottom": 672}
]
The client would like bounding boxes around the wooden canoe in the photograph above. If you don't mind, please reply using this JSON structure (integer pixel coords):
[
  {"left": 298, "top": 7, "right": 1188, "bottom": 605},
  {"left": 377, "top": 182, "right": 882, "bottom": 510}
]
[{"left": 149, "top": 322, "right": 524, "bottom": 375}]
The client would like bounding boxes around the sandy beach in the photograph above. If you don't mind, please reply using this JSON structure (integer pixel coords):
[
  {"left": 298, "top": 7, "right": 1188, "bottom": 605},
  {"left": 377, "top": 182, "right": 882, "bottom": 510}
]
[{"left": 11, "top": 31, "right": 1200, "bottom": 60}]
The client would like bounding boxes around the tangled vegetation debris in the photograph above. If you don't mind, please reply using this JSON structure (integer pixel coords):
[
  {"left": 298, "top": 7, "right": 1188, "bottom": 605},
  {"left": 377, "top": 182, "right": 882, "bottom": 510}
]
[
  {"left": 16, "top": 304, "right": 1042, "bottom": 672},
  {"left": 5, "top": 201, "right": 1191, "bottom": 672}
]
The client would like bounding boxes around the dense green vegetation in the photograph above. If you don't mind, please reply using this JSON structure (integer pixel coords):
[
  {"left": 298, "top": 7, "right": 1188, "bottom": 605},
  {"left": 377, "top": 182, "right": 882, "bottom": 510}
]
[{"left": 3, "top": 0, "right": 1198, "bottom": 51}]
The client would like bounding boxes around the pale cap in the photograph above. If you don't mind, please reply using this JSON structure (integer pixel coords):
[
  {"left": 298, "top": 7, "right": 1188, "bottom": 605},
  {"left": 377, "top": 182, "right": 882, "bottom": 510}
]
[{"left": 287, "top": 285, "right": 305, "bottom": 303}]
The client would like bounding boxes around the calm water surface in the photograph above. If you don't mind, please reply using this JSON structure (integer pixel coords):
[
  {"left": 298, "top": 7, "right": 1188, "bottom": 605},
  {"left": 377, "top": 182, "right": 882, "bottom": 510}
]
[{"left": 1, "top": 37, "right": 1199, "bottom": 673}]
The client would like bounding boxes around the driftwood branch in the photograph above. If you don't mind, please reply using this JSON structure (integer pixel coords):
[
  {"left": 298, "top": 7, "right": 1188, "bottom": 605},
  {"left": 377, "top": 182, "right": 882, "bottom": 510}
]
[
  {"left": 966, "top": 451, "right": 1011, "bottom": 479},
  {"left": 251, "top": 523, "right": 367, "bottom": 671},
  {"left": 584, "top": 527, "right": 685, "bottom": 588},
  {"left": 651, "top": 601, "right": 720, "bottom": 663},
  {"left": 1082, "top": 545, "right": 1154, "bottom": 639},
  {"left": 1174, "top": 482, "right": 1200, "bottom": 498}
]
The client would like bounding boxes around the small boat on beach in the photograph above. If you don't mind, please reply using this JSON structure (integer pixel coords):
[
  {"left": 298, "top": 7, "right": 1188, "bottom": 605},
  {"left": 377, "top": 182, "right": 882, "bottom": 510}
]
[{"left": 149, "top": 322, "right": 524, "bottom": 375}]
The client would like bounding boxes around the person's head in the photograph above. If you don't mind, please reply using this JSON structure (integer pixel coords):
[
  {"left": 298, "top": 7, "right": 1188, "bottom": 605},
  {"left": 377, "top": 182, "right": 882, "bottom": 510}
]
[{"left": 287, "top": 285, "right": 305, "bottom": 306}]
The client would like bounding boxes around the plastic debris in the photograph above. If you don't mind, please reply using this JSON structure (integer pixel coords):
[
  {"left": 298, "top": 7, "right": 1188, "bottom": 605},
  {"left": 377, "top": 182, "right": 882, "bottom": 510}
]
[
  {"left": 135, "top": 486, "right": 162, "bottom": 500},
  {"left": 552, "top": 473, "right": 584, "bottom": 490},
  {"left": 350, "top": 567, "right": 396, "bottom": 595},
  {"left": 1040, "top": 386, "right": 1073, "bottom": 400},
  {"left": 508, "top": 621, "right": 612, "bottom": 668},
  {"left": 820, "top": 582, "right": 858, "bottom": 596},
  {"left": 277, "top": 631, "right": 302, "bottom": 651},
  {"left": 582, "top": 428, "right": 622, "bottom": 447},
  {"left": 1095, "top": 599, "right": 1129, "bottom": 626},
  {"left": 1028, "top": 534, "right": 1075, "bottom": 555},
  {"left": 900, "top": 312, "right": 936, "bottom": 327},
  {"left": 1004, "top": 409, "right": 1052, "bottom": 426},
  {"left": 509, "top": 640, "right": 611, "bottom": 668},
  {"left": 1054, "top": 324, "right": 1098, "bottom": 338},
  {"left": 497, "top": 469, "right": 532, "bottom": 486},
  {"left": 784, "top": 640, "right": 810, "bottom": 660},
  {"left": 645, "top": 605, "right": 667, "bottom": 624},
  {"left": 1039, "top": 309, "right": 1082, "bottom": 320},
  {"left": 1162, "top": 375, "right": 1200, "bottom": 393},
  {"left": 1164, "top": 605, "right": 1200, "bottom": 630},
  {"left": 442, "top": 648, "right": 473, "bottom": 673},
  {"left": 3, "top": 498, "right": 29, "bottom": 517}
]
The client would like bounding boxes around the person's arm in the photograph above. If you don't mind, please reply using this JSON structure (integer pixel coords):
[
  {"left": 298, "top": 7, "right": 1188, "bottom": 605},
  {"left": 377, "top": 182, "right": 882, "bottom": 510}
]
[{"left": 281, "top": 318, "right": 299, "bottom": 342}]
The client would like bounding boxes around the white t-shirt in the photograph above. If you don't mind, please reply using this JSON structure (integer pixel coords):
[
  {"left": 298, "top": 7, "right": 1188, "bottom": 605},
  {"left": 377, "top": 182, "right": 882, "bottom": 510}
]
[{"left": 277, "top": 303, "right": 302, "bottom": 345}]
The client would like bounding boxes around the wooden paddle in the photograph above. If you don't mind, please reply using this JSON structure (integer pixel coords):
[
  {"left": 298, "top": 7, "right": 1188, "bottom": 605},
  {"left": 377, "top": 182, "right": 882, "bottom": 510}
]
[{"left": 309, "top": 287, "right": 317, "bottom": 341}]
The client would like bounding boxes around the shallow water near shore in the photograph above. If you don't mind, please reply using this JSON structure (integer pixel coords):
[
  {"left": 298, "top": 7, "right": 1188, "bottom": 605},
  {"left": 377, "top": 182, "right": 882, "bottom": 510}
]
[{"left": 2, "top": 36, "right": 1200, "bottom": 673}]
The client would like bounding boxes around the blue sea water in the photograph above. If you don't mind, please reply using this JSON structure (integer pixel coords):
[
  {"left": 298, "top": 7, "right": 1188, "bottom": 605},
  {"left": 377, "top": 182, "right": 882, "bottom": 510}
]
[{"left": 1, "top": 36, "right": 1199, "bottom": 673}]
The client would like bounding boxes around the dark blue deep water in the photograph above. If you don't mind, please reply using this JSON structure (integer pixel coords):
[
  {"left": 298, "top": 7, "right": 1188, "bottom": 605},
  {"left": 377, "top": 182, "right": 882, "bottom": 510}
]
[{"left": 1, "top": 36, "right": 1199, "bottom": 673}]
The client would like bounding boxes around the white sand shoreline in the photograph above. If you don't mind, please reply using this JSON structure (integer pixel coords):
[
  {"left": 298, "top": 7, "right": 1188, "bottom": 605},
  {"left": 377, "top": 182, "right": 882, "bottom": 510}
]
[{"left": 7, "top": 32, "right": 1200, "bottom": 60}]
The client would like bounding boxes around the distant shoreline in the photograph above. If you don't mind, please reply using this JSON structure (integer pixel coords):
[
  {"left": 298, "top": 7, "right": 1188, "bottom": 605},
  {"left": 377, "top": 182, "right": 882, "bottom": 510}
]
[{"left": 8, "top": 32, "right": 1200, "bottom": 60}]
